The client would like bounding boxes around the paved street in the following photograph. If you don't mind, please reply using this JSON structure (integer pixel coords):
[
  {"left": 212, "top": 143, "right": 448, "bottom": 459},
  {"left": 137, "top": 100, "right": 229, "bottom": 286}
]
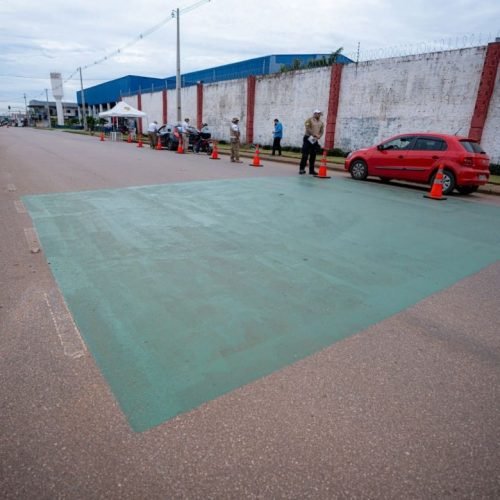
[{"left": 1, "top": 127, "right": 499, "bottom": 499}]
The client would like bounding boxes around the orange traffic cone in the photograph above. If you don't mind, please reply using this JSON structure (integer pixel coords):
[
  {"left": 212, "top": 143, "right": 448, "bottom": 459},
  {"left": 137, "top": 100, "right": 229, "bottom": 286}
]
[
  {"left": 250, "top": 144, "right": 263, "bottom": 167},
  {"left": 177, "top": 140, "right": 184, "bottom": 154},
  {"left": 100, "top": 131, "right": 105, "bottom": 142},
  {"left": 424, "top": 164, "right": 447, "bottom": 200},
  {"left": 156, "top": 136, "right": 162, "bottom": 150},
  {"left": 127, "top": 133, "right": 132, "bottom": 143},
  {"left": 314, "top": 150, "right": 331, "bottom": 179},
  {"left": 137, "top": 137, "right": 143, "bottom": 148},
  {"left": 210, "top": 141, "right": 220, "bottom": 160}
]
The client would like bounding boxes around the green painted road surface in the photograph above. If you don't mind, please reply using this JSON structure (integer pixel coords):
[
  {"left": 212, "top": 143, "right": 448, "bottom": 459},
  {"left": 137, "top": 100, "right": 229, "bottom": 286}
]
[{"left": 23, "top": 177, "right": 500, "bottom": 432}]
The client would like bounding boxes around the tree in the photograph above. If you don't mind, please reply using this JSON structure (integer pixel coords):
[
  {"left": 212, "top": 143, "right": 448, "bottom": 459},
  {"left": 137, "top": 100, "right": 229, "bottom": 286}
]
[{"left": 280, "top": 48, "right": 344, "bottom": 72}]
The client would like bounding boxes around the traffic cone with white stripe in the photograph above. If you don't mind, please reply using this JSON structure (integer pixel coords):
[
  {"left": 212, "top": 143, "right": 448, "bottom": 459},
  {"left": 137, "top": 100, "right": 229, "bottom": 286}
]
[
  {"left": 210, "top": 141, "right": 220, "bottom": 160},
  {"left": 424, "top": 164, "right": 447, "bottom": 200},
  {"left": 250, "top": 144, "right": 263, "bottom": 167},
  {"left": 314, "top": 150, "right": 331, "bottom": 179}
]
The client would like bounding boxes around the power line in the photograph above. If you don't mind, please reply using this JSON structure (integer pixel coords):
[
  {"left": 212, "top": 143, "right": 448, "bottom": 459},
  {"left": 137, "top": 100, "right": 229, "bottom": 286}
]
[{"left": 22, "top": 0, "right": 212, "bottom": 105}]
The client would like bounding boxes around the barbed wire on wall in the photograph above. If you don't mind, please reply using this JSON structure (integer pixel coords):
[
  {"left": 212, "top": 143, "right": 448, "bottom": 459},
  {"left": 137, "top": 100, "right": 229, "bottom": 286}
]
[
  {"left": 345, "top": 31, "right": 500, "bottom": 63},
  {"left": 14, "top": 28, "right": 500, "bottom": 110}
]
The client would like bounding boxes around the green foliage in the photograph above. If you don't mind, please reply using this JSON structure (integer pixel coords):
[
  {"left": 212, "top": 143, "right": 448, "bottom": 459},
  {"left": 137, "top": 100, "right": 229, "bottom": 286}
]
[
  {"left": 490, "top": 163, "right": 500, "bottom": 175},
  {"left": 280, "top": 48, "right": 344, "bottom": 73},
  {"left": 86, "top": 116, "right": 97, "bottom": 130},
  {"left": 331, "top": 147, "right": 348, "bottom": 157}
]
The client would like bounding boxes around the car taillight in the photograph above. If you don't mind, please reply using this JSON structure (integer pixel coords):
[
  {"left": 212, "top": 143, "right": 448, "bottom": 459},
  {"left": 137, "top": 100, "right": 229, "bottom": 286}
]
[{"left": 462, "top": 157, "right": 474, "bottom": 167}]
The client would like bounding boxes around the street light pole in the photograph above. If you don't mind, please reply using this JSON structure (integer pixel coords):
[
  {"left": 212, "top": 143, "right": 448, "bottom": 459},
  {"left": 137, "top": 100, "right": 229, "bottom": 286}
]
[
  {"left": 45, "top": 88, "right": 51, "bottom": 128},
  {"left": 174, "top": 8, "right": 181, "bottom": 122},
  {"left": 23, "top": 93, "right": 28, "bottom": 126},
  {"left": 79, "top": 67, "right": 88, "bottom": 131}
]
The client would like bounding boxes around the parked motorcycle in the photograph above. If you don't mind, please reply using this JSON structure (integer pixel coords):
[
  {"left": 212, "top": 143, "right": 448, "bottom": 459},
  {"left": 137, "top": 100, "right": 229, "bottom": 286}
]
[{"left": 193, "top": 131, "right": 213, "bottom": 154}]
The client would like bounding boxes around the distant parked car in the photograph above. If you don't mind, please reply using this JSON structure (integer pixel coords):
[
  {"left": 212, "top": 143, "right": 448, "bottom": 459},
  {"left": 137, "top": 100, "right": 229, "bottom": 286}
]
[
  {"left": 344, "top": 133, "right": 490, "bottom": 195},
  {"left": 157, "top": 124, "right": 179, "bottom": 150}
]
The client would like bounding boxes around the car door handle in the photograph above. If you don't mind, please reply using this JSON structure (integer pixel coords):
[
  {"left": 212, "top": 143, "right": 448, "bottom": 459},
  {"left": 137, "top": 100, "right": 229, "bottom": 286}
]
[
  {"left": 432, "top": 156, "right": 440, "bottom": 160},
  {"left": 398, "top": 155, "right": 404, "bottom": 159}
]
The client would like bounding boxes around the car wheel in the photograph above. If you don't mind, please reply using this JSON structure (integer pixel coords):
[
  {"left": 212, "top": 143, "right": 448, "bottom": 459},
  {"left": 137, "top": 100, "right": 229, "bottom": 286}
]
[
  {"left": 350, "top": 160, "right": 368, "bottom": 180},
  {"left": 441, "top": 169, "right": 456, "bottom": 195},
  {"left": 456, "top": 185, "right": 478, "bottom": 195}
]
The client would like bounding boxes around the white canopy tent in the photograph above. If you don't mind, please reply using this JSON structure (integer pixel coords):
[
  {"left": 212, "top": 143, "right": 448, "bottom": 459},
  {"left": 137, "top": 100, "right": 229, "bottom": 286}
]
[
  {"left": 98, "top": 101, "right": 147, "bottom": 139},
  {"left": 98, "top": 101, "right": 147, "bottom": 118}
]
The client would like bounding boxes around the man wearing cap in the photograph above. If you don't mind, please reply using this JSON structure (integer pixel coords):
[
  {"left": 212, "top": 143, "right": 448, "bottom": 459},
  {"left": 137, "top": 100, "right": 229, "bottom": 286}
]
[
  {"left": 229, "top": 117, "right": 242, "bottom": 163},
  {"left": 299, "top": 109, "right": 324, "bottom": 175}
]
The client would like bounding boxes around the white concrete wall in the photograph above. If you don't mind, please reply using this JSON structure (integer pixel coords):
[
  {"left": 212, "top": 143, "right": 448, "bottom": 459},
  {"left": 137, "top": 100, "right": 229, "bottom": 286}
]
[
  {"left": 481, "top": 65, "right": 500, "bottom": 163},
  {"left": 181, "top": 86, "right": 197, "bottom": 126},
  {"left": 335, "top": 47, "right": 487, "bottom": 152},
  {"left": 165, "top": 86, "right": 198, "bottom": 126},
  {"left": 202, "top": 78, "right": 247, "bottom": 142},
  {"left": 253, "top": 68, "right": 331, "bottom": 147},
  {"left": 122, "top": 95, "right": 138, "bottom": 109},
  {"left": 166, "top": 89, "right": 176, "bottom": 124},
  {"left": 140, "top": 91, "right": 163, "bottom": 126},
  {"left": 121, "top": 46, "right": 500, "bottom": 160}
]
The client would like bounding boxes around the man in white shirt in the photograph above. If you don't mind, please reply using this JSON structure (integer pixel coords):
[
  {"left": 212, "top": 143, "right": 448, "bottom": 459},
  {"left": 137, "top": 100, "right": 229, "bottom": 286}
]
[
  {"left": 181, "top": 117, "right": 191, "bottom": 151},
  {"left": 148, "top": 121, "right": 158, "bottom": 149}
]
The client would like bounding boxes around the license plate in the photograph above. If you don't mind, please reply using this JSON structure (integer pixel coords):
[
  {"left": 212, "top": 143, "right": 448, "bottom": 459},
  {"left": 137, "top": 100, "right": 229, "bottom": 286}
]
[{"left": 478, "top": 175, "right": 487, "bottom": 181}]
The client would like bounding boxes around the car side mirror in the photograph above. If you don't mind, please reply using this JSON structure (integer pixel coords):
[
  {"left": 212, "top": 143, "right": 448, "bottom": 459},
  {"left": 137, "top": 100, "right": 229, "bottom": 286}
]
[{"left": 377, "top": 144, "right": 384, "bottom": 151}]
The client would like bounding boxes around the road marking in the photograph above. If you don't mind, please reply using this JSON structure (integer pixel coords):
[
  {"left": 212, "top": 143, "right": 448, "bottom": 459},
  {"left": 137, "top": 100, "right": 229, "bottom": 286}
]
[
  {"left": 24, "top": 227, "right": 41, "bottom": 253},
  {"left": 7, "top": 183, "right": 17, "bottom": 192},
  {"left": 44, "top": 289, "right": 86, "bottom": 359},
  {"left": 14, "top": 200, "right": 27, "bottom": 213}
]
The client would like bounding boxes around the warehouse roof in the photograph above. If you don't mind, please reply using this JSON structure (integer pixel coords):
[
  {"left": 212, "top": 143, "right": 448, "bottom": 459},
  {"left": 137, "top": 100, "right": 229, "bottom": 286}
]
[{"left": 77, "top": 53, "right": 353, "bottom": 106}]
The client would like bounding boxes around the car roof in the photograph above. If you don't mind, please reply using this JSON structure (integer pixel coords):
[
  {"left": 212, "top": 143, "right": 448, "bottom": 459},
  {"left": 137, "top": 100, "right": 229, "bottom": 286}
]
[{"left": 389, "top": 132, "right": 476, "bottom": 141}]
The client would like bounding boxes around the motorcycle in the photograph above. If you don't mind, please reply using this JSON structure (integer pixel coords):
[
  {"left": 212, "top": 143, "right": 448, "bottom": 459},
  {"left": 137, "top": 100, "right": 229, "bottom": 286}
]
[{"left": 193, "top": 131, "right": 213, "bottom": 154}]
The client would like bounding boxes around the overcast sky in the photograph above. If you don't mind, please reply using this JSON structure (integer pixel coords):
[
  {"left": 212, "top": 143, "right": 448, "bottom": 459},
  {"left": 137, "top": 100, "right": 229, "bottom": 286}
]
[{"left": 1, "top": 0, "right": 499, "bottom": 114}]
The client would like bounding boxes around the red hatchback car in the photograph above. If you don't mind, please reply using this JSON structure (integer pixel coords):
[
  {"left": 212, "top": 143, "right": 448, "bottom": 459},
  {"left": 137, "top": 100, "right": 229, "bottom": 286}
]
[{"left": 344, "top": 133, "right": 490, "bottom": 195}]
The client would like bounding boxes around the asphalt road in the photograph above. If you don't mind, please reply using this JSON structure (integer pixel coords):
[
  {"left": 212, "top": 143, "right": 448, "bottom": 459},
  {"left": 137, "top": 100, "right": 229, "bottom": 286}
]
[{"left": 1, "top": 127, "right": 499, "bottom": 499}]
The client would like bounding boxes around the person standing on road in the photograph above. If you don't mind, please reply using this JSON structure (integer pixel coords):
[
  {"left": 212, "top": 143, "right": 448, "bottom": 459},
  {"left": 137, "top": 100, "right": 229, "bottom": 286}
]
[
  {"left": 182, "top": 117, "right": 191, "bottom": 151},
  {"left": 299, "top": 109, "right": 324, "bottom": 175},
  {"left": 148, "top": 121, "right": 158, "bottom": 149},
  {"left": 230, "top": 117, "right": 242, "bottom": 163},
  {"left": 272, "top": 118, "right": 283, "bottom": 156}
]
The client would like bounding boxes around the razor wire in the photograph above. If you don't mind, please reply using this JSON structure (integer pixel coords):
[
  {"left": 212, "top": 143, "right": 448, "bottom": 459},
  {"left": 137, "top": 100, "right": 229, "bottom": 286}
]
[{"left": 344, "top": 31, "right": 500, "bottom": 63}]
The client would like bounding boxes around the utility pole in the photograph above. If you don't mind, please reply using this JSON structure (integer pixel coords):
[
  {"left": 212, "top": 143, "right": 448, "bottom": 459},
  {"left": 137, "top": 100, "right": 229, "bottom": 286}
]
[
  {"left": 174, "top": 8, "right": 181, "bottom": 122},
  {"left": 79, "top": 67, "right": 88, "bottom": 131},
  {"left": 23, "top": 93, "right": 28, "bottom": 126},
  {"left": 45, "top": 89, "right": 51, "bottom": 128}
]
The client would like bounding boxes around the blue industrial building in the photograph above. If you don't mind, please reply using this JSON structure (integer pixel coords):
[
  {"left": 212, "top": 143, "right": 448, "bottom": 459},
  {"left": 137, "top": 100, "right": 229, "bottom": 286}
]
[
  {"left": 77, "top": 75, "right": 165, "bottom": 107},
  {"left": 77, "top": 53, "right": 353, "bottom": 107}
]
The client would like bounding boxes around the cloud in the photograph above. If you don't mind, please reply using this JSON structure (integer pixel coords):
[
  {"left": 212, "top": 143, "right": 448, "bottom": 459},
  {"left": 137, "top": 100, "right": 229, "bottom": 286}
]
[{"left": 0, "top": 0, "right": 499, "bottom": 112}]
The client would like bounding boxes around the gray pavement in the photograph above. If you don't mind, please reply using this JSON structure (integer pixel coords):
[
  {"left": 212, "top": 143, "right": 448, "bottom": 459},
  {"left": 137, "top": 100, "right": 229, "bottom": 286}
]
[{"left": 1, "top": 127, "right": 499, "bottom": 499}]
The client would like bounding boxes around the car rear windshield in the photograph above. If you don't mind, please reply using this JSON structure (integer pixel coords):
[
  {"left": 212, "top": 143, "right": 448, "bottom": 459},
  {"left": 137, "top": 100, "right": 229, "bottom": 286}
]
[{"left": 460, "top": 140, "right": 485, "bottom": 154}]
